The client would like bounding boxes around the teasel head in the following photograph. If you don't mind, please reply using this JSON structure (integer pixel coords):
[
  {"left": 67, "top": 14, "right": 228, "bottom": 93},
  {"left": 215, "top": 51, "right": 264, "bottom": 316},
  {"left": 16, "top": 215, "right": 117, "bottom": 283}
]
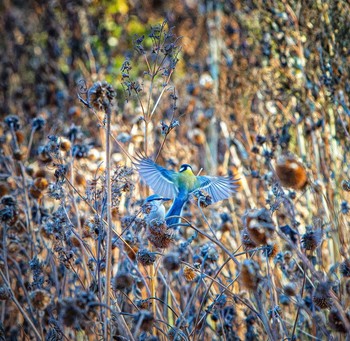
[
  {"left": 312, "top": 281, "right": 332, "bottom": 309},
  {"left": 275, "top": 153, "right": 308, "bottom": 190},
  {"left": 240, "top": 259, "right": 261, "bottom": 291},
  {"left": 243, "top": 208, "right": 276, "bottom": 246},
  {"left": 301, "top": 227, "right": 323, "bottom": 252}
]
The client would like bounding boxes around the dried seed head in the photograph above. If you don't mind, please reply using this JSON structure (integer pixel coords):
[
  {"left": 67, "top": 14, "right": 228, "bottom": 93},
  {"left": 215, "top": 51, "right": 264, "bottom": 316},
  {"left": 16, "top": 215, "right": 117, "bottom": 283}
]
[
  {"left": 243, "top": 208, "right": 275, "bottom": 245},
  {"left": 183, "top": 265, "right": 197, "bottom": 281},
  {"left": 328, "top": 308, "right": 350, "bottom": 333},
  {"left": 240, "top": 259, "right": 260, "bottom": 291},
  {"left": 341, "top": 180, "right": 350, "bottom": 192},
  {"left": 0, "top": 286, "right": 10, "bottom": 300},
  {"left": 163, "top": 252, "right": 181, "bottom": 271},
  {"left": 113, "top": 272, "right": 134, "bottom": 290},
  {"left": 263, "top": 243, "right": 279, "bottom": 258},
  {"left": 275, "top": 154, "right": 308, "bottom": 190},
  {"left": 339, "top": 259, "right": 350, "bottom": 277},
  {"left": 135, "top": 299, "right": 152, "bottom": 310},
  {"left": 136, "top": 249, "right": 157, "bottom": 266},
  {"left": 59, "top": 138, "right": 71, "bottom": 152},
  {"left": 283, "top": 282, "right": 298, "bottom": 296},
  {"left": 301, "top": 229, "right": 323, "bottom": 252},
  {"left": 148, "top": 219, "right": 168, "bottom": 236},
  {"left": 241, "top": 228, "right": 257, "bottom": 251},
  {"left": 313, "top": 282, "right": 332, "bottom": 309},
  {"left": 87, "top": 81, "right": 116, "bottom": 111},
  {"left": 1, "top": 195, "right": 17, "bottom": 207},
  {"left": 133, "top": 310, "right": 154, "bottom": 332},
  {"left": 30, "top": 289, "right": 52, "bottom": 310}
]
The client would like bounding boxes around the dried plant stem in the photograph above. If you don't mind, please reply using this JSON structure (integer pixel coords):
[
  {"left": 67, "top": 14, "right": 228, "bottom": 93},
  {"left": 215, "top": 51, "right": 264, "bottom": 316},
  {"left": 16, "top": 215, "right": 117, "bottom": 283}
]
[
  {"left": 104, "top": 105, "right": 113, "bottom": 340},
  {"left": 291, "top": 270, "right": 306, "bottom": 341},
  {"left": 0, "top": 270, "right": 41, "bottom": 340}
]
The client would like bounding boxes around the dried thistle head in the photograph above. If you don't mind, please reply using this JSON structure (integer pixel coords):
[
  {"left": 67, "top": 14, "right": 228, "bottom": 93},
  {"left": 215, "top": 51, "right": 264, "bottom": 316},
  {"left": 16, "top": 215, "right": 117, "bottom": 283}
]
[
  {"left": 243, "top": 208, "right": 275, "bottom": 246},
  {"left": 87, "top": 81, "right": 115, "bottom": 111},
  {"left": 136, "top": 249, "right": 157, "bottom": 266},
  {"left": 301, "top": 228, "right": 323, "bottom": 252},
  {"left": 313, "top": 281, "right": 332, "bottom": 309},
  {"left": 240, "top": 259, "right": 260, "bottom": 291},
  {"left": 133, "top": 310, "right": 154, "bottom": 332},
  {"left": 275, "top": 154, "right": 308, "bottom": 190}
]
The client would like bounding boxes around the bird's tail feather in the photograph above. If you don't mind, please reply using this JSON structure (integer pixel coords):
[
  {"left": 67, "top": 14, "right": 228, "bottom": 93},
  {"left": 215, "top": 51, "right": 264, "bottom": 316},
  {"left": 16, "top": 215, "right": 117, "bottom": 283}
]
[{"left": 165, "top": 194, "right": 188, "bottom": 229}]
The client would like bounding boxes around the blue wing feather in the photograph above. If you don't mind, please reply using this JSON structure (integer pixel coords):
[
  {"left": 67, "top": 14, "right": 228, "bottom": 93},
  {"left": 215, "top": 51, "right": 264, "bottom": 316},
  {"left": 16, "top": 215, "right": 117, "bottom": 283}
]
[{"left": 134, "top": 156, "right": 178, "bottom": 198}]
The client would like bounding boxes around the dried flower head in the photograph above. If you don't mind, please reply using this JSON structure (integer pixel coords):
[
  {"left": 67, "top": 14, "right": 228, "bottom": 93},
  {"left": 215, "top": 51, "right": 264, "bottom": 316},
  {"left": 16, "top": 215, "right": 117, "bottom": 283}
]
[
  {"left": 283, "top": 282, "right": 298, "bottom": 297},
  {"left": 313, "top": 281, "right": 332, "bottom": 309},
  {"left": 240, "top": 259, "right": 260, "bottom": 291},
  {"left": 113, "top": 272, "right": 134, "bottom": 290},
  {"left": 301, "top": 229, "right": 323, "bottom": 252},
  {"left": 275, "top": 154, "right": 308, "bottom": 190},
  {"left": 339, "top": 259, "right": 350, "bottom": 277},
  {"left": 163, "top": 252, "right": 181, "bottom": 271},
  {"left": 30, "top": 289, "right": 52, "bottom": 310},
  {"left": 147, "top": 219, "right": 174, "bottom": 248},
  {"left": 87, "top": 81, "right": 116, "bottom": 111},
  {"left": 243, "top": 208, "right": 275, "bottom": 245},
  {"left": 0, "top": 286, "right": 10, "bottom": 300},
  {"left": 133, "top": 310, "right": 154, "bottom": 332},
  {"left": 241, "top": 228, "right": 257, "bottom": 251},
  {"left": 341, "top": 180, "right": 350, "bottom": 192},
  {"left": 136, "top": 249, "right": 157, "bottom": 266},
  {"left": 328, "top": 308, "right": 350, "bottom": 333},
  {"left": 183, "top": 265, "right": 197, "bottom": 281}
]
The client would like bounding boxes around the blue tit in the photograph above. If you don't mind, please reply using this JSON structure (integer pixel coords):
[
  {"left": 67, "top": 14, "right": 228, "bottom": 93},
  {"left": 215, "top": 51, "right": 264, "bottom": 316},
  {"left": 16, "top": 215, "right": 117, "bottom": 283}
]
[
  {"left": 143, "top": 194, "right": 170, "bottom": 224},
  {"left": 135, "top": 156, "right": 239, "bottom": 228}
]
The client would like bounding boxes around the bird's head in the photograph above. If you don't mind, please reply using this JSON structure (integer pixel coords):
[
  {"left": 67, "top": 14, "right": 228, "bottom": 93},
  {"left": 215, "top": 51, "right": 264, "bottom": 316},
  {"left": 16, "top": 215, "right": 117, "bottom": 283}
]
[
  {"left": 144, "top": 194, "right": 171, "bottom": 206},
  {"left": 179, "top": 164, "right": 194, "bottom": 174}
]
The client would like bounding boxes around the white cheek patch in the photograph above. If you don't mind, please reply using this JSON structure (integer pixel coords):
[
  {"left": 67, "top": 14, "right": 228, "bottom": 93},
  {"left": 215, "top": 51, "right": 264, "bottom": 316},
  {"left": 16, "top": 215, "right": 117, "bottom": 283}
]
[{"left": 289, "top": 162, "right": 299, "bottom": 170}]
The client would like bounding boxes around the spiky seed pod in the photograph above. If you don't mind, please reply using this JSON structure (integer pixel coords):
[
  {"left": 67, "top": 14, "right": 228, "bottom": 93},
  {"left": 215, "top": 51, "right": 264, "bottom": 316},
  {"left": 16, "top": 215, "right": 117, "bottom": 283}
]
[
  {"left": 275, "top": 154, "right": 308, "bottom": 190},
  {"left": 30, "top": 289, "right": 52, "bottom": 310},
  {"left": 328, "top": 308, "right": 350, "bottom": 333},
  {"left": 341, "top": 180, "right": 350, "bottom": 192},
  {"left": 243, "top": 208, "right": 275, "bottom": 246},
  {"left": 339, "top": 259, "right": 350, "bottom": 277},
  {"left": 136, "top": 249, "right": 157, "bottom": 266},
  {"left": 163, "top": 252, "right": 181, "bottom": 271},
  {"left": 283, "top": 282, "right": 298, "bottom": 296},
  {"left": 301, "top": 229, "right": 322, "bottom": 252},
  {"left": 0, "top": 286, "right": 10, "bottom": 300},
  {"left": 240, "top": 259, "right": 260, "bottom": 291},
  {"left": 313, "top": 282, "right": 332, "bottom": 309},
  {"left": 183, "top": 265, "right": 197, "bottom": 281},
  {"left": 133, "top": 310, "right": 154, "bottom": 332},
  {"left": 87, "top": 81, "right": 116, "bottom": 111},
  {"left": 112, "top": 272, "right": 133, "bottom": 290},
  {"left": 148, "top": 220, "right": 168, "bottom": 236}
]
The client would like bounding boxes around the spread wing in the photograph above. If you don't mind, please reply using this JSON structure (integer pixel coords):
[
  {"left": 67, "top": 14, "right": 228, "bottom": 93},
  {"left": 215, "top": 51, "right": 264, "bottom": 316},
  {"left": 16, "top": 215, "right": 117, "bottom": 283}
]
[
  {"left": 134, "top": 155, "right": 178, "bottom": 198},
  {"left": 197, "top": 175, "right": 239, "bottom": 203}
]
